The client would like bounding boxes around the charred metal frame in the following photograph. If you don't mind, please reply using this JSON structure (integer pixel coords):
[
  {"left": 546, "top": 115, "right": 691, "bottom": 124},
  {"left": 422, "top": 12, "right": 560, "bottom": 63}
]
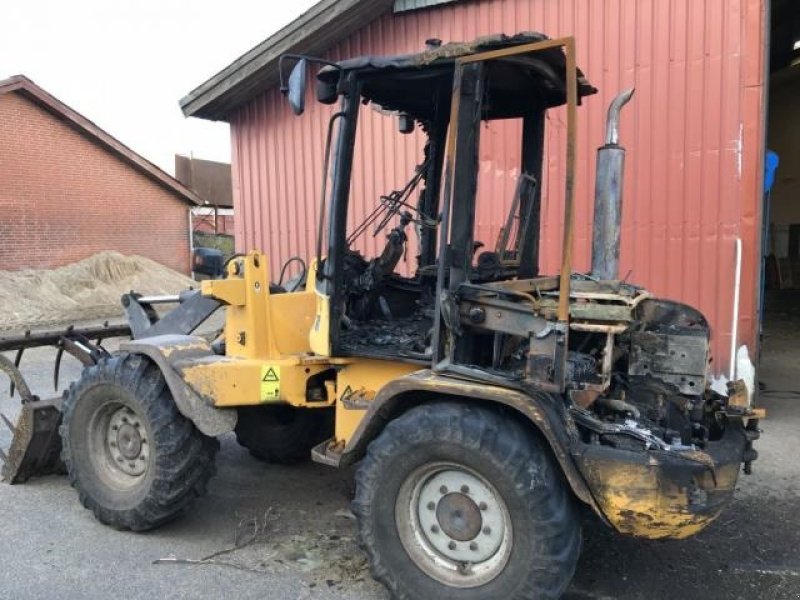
[
  {"left": 418, "top": 116, "right": 448, "bottom": 273},
  {"left": 431, "top": 60, "right": 484, "bottom": 368},
  {"left": 318, "top": 38, "right": 580, "bottom": 370},
  {"left": 322, "top": 73, "right": 362, "bottom": 355},
  {"left": 433, "top": 38, "right": 579, "bottom": 391},
  {"left": 458, "top": 37, "right": 578, "bottom": 323}
]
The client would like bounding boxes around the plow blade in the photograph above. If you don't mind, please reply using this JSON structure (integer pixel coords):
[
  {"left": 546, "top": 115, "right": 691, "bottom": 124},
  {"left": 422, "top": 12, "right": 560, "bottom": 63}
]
[
  {"left": 0, "top": 353, "right": 65, "bottom": 483},
  {"left": 0, "top": 322, "right": 130, "bottom": 483},
  {"left": 1, "top": 398, "right": 64, "bottom": 484}
]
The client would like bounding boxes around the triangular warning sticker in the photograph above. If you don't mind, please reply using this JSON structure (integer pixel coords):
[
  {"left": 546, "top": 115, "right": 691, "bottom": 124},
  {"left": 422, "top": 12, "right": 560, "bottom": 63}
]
[{"left": 262, "top": 367, "right": 279, "bottom": 382}]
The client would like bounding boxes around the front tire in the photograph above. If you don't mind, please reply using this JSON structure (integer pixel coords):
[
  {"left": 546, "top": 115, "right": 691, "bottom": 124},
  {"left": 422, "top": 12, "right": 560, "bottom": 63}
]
[
  {"left": 60, "top": 354, "right": 219, "bottom": 531},
  {"left": 353, "top": 403, "right": 581, "bottom": 599}
]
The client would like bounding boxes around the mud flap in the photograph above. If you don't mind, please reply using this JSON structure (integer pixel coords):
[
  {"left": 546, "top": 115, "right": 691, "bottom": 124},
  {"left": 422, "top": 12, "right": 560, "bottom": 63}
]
[{"left": 1, "top": 398, "right": 65, "bottom": 484}]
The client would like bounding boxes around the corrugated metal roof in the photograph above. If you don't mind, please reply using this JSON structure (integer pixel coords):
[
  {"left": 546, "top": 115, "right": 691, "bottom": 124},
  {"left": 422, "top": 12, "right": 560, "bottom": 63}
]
[{"left": 393, "top": 0, "right": 460, "bottom": 13}]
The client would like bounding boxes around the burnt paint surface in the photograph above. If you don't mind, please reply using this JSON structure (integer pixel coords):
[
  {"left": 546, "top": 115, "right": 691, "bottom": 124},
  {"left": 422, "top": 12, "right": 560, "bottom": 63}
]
[
  {"left": 230, "top": 0, "right": 767, "bottom": 378},
  {"left": 574, "top": 423, "right": 746, "bottom": 539},
  {"left": 340, "top": 361, "right": 751, "bottom": 540},
  {"left": 341, "top": 369, "right": 600, "bottom": 510}
]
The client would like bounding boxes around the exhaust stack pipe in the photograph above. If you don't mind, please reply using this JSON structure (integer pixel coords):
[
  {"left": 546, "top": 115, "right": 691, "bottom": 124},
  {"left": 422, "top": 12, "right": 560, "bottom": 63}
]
[{"left": 592, "top": 88, "right": 635, "bottom": 280}]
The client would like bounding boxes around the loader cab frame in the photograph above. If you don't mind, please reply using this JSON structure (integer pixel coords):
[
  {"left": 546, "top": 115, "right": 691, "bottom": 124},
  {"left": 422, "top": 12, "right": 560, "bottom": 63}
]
[{"left": 289, "top": 36, "right": 595, "bottom": 390}]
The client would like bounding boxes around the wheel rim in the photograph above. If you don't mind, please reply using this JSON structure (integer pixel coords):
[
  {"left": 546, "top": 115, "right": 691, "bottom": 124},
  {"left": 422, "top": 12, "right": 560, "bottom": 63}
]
[
  {"left": 395, "top": 462, "right": 513, "bottom": 588},
  {"left": 88, "top": 402, "right": 150, "bottom": 488}
]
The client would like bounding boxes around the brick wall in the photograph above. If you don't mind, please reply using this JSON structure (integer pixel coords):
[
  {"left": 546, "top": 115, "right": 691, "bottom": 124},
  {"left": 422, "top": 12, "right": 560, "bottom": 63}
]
[{"left": 0, "top": 93, "right": 190, "bottom": 273}]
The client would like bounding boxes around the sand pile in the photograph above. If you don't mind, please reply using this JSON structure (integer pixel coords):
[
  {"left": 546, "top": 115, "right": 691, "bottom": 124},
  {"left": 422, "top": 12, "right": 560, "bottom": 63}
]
[{"left": 0, "top": 251, "right": 194, "bottom": 331}]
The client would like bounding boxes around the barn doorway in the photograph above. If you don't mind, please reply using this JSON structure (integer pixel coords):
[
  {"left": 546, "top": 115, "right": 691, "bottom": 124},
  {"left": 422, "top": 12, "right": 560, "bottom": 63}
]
[{"left": 760, "top": 0, "right": 800, "bottom": 393}]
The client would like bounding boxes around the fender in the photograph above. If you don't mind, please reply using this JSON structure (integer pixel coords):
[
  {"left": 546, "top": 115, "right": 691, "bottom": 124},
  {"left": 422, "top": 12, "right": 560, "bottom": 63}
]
[
  {"left": 120, "top": 335, "right": 237, "bottom": 437},
  {"left": 339, "top": 369, "right": 599, "bottom": 511}
]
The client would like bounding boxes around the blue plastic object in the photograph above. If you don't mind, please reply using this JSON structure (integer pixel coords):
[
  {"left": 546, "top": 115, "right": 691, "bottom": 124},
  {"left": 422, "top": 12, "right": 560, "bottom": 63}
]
[{"left": 765, "top": 150, "right": 779, "bottom": 194}]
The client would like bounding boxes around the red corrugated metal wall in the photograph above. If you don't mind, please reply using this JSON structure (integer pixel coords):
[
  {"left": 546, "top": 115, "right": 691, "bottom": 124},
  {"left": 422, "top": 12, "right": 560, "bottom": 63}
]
[{"left": 230, "top": 0, "right": 766, "bottom": 375}]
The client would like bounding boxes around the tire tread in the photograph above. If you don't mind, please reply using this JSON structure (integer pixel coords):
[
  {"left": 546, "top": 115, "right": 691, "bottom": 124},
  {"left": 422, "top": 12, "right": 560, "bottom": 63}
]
[
  {"left": 352, "top": 402, "right": 581, "bottom": 600},
  {"left": 60, "top": 354, "right": 219, "bottom": 531}
]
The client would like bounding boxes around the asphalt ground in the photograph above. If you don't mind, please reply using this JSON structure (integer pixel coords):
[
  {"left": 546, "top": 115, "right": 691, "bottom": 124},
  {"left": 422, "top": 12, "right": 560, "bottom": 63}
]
[{"left": 0, "top": 297, "right": 798, "bottom": 599}]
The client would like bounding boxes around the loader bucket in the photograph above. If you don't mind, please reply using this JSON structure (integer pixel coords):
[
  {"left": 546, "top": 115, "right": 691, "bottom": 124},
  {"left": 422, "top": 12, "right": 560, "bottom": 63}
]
[
  {"left": 1, "top": 399, "right": 64, "bottom": 484},
  {"left": 0, "top": 323, "right": 134, "bottom": 483},
  {"left": 0, "top": 354, "right": 65, "bottom": 484}
]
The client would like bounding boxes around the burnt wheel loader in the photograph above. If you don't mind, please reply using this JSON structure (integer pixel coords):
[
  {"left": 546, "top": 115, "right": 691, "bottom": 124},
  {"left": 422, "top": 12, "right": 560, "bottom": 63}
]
[{"left": 0, "top": 33, "right": 762, "bottom": 598}]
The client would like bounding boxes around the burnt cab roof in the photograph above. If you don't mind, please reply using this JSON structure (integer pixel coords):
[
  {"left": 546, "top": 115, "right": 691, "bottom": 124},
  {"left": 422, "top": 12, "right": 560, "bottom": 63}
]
[{"left": 318, "top": 33, "right": 597, "bottom": 121}]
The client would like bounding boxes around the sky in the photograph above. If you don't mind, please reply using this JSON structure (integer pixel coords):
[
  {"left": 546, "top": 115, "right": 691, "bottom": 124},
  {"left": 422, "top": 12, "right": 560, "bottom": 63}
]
[{"left": 1, "top": 0, "right": 319, "bottom": 174}]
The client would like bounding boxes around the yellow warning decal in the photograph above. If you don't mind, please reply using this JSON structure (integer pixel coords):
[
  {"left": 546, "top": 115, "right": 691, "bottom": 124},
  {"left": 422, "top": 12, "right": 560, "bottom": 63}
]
[{"left": 260, "top": 366, "right": 280, "bottom": 401}]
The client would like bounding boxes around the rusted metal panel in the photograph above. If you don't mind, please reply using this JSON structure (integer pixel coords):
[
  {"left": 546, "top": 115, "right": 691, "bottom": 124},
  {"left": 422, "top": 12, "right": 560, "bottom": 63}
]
[{"left": 230, "top": 0, "right": 766, "bottom": 376}]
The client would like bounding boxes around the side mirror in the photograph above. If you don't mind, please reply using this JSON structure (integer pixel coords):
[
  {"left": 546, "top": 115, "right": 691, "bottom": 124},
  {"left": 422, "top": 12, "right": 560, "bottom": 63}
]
[{"left": 286, "top": 59, "right": 308, "bottom": 116}]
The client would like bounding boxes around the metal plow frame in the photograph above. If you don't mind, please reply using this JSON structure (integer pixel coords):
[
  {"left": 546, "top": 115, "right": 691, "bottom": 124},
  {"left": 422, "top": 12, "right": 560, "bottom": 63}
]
[{"left": 0, "top": 291, "right": 220, "bottom": 483}]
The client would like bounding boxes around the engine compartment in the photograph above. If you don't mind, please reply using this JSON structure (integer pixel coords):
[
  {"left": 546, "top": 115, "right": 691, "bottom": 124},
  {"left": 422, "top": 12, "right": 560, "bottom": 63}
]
[
  {"left": 572, "top": 297, "right": 726, "bottom": 452},
  {"left": 338, "top": 245, "right": 743, "bottom": 459}
]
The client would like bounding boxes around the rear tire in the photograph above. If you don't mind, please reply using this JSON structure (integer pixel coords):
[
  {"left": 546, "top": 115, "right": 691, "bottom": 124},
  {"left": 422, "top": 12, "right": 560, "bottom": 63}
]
[
  {"left": 234, "top": 405, "right": 333, "bottom": 464},
  {"left": 353, "top": 402, "right": 581, "bottom": 599},
  {"left": 60, "top": 354, "right": 219, "bottom": 531}
]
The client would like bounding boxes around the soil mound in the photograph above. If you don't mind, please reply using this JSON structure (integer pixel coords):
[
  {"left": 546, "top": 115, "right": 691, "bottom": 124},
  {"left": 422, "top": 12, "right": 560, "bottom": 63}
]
[{"left": 0, "top": 252, "right": 193, "bottom": 331}]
